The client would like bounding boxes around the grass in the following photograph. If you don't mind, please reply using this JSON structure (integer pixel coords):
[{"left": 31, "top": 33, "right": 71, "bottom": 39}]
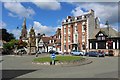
[{"left": 33, "top": 55, "right": 84, "bottom": 63}]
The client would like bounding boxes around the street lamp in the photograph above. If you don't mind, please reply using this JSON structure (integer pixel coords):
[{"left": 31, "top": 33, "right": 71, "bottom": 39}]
[{"left": 105, "top": 21, "right": 112, "bottom": 55}]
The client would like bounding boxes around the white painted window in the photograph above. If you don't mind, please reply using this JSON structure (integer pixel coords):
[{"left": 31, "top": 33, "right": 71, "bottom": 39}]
[
  {"left": 64, "top": 28, "right": 66, "bottom": 34},
  {"left": 68, "top": 25, "right": 71, "bottom": 27},
  {"left": 68, "top": 27, "right": 70, "bottom": 34},
  {"left": 99, "top": 33, "right": 103, "bottom": 36},
  {"left": 74, "top": 26, "right": 77, "bottom": 33}
]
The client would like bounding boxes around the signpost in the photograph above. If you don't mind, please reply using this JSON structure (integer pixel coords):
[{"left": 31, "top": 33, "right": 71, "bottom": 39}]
[{"left": 50, "top": 53, "right": 56, "bottom": 65}]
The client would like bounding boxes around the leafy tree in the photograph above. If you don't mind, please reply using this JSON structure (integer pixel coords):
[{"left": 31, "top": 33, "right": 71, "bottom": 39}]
[
  {"left": 3, "top": 39, "right": 19, "bottom": 50},
  {"left": 0, "top": 28, "right": 15, "bottom": 42},
  {"left": 3, "top": 39, "right": 28, "bottom": 50}
]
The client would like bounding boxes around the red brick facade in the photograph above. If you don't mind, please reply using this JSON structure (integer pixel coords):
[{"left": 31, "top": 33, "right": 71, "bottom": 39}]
[{"left": 61, "top": 16, "right": 87, "bottom": 53}]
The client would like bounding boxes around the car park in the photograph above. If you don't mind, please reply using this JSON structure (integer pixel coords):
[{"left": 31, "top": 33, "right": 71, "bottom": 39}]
[{"left": 70, "top": 50, "right": 85, "bottom": 56}]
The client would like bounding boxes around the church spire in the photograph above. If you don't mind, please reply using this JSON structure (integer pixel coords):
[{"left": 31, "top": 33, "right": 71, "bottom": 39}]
[
  {"left": 22, "top": 17, "right": 26, "bottom": 29},
  {"left": 21, "top": 17, "right": 27, "bottom": 39}
]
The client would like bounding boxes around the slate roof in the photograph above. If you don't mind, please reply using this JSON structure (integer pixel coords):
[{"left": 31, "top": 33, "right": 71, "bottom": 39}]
[
  {"left": 41, "top": 37, "right": 50, "bottom": 43},
  {"left": 55, "top": 39, "right": 61, "bottom": 44},
  {"left": 90, "top": 27, "right": 119, "bottom": 39}
]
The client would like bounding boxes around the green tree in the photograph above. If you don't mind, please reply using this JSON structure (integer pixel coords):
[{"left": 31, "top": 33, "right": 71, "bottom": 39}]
[
  {"left": 0, "top": 28, "right": 15, "bottom": 42},
  {"left": 3, "top": 39, "right": 19, "bottom": 50}
]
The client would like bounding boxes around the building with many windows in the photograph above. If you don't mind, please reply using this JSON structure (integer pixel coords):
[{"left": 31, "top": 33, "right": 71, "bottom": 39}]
[{"left": 61, "top": 9, "right": 100, "bottom": 53}]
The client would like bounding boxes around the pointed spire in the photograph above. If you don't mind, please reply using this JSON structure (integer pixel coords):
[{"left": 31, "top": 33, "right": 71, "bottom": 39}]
[
  {"left": 21, "top": 17, "right": 27, "bottom": 39},
  {"left": 22, "top": 17, "right": 26, "bottom": 29},
  {"left": 105, "top": 20, "right": 109, "bottom": 26}
]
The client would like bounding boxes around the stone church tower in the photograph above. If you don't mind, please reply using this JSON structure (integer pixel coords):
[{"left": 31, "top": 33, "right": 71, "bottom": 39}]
[
  {"left": 21, "top": 18, "right": 27, "bottom": 39},
  {"left": 27, "top": 27, "right": 36, "bottom": 55}
]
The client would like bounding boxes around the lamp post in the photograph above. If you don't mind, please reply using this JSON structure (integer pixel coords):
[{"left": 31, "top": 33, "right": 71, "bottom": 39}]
[
  {"left": 105, "top": 21, "right": 112, "bottom": 55},
  {"left": 105, "top": 21, "right": 109, "bottom": 54}
]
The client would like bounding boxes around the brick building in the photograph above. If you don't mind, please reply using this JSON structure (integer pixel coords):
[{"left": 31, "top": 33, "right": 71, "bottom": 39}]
[{"left": 61, "top": 9, "right": 100, "bottom": 53}]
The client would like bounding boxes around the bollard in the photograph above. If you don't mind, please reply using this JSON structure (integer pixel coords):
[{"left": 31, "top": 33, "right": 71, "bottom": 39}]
[{"left": 50, "top": 61, "right": 52, "bottom": 65}]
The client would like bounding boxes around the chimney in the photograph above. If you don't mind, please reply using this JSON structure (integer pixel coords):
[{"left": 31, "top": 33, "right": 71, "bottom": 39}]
[{"left": 67, "top": 16, "right": 71, "bottom": 19}]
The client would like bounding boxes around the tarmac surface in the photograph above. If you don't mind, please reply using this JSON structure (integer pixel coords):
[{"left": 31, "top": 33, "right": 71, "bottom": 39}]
[{"left": 1, "top": 54, "right": 119, "bottom": 79}]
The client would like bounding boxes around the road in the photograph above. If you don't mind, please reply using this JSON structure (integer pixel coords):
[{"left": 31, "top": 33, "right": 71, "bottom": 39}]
[{"left": 1, "top": 54, "right": 119, "bottom": 79}]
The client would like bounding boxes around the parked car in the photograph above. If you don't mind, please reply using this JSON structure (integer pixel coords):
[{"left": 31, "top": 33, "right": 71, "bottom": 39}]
[
  {"left": 85, "top": 51, "right": 105, "bottom": 57},
  {"left": 57, "top": 51, "right": 63, "bottom": 54},
  {"left": 105, "top": 52, "right": 109, "bottom": 56},
  {"left": 70, "top": 50, "right": 85, "bottom": 56},
  {"left": 108, "top": 50, "right": 114, "bottom": 56},
  {"left": 64, "top": 52, "right": 69, "bottom": 55}
]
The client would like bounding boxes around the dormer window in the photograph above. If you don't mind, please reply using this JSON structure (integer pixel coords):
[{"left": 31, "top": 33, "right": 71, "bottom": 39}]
[
  {"left": 99, "top": 33, "right": 103, "bottom": 36},
  {"left": 96, "top": 30, "right": 107, "bottom": 41}
]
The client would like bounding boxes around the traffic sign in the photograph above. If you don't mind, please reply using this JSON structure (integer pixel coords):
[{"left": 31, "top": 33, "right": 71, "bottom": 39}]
[{"left": 51, "top": 53, "right": 56, "bottom": 60}]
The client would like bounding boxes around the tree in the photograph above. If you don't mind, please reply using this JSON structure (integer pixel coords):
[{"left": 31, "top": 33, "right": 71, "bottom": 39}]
[
  {"left": 0, "top": 28, "right": 15, "bottom": 42},
  {"left": 3, "top": 39, "right": 19, "bottom": 50}
]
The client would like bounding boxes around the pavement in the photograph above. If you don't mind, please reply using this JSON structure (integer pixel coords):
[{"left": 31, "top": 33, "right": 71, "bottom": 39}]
[{"left": 1, "top": 54, "right": 119, "bottom": 79}]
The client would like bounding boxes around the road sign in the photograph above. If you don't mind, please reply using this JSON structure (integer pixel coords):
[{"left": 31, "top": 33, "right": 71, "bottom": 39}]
[{"left": 51, "top": 53, "right": 56, "bottom": 60}]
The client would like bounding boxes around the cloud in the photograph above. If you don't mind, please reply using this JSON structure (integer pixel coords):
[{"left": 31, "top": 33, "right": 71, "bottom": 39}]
[
  {"left": 71, "top": 3, "right": 118, "bottom": 24},
  {"left": 8, "top": 12, "right": 17, "bottom": 17},
  {"left": 100, "top": 23, "right": 118, "bottom": 31},
  {"left": 100, "top": 23, "right": 108, "bottom": 28},
  {"left": 4, "top": 2, "right": 35, "bottom": 18},
  {"left": 71, "top": 6, "right": 85, "bottom": 16},
  {"left": 32, "top": 21, "right": 56, "bottom": 36},
  {"left": 32, "top": 0, "right": 61, "bottom": 10},
  {"left": 8, "top": 29, "right": 21, "bottom": 39},
  {"left": 0, "top": 21, "right": 7, "bottom": 29}
]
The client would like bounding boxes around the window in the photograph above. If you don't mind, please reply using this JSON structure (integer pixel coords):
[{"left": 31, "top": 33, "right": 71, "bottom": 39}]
[
  {"left": 68, "top": 36, "right": 70, "bottom": 42},
  {"left": 97, "top": 37, "right": 101, "bottom": 40},
  {"left": 64, "top": 45, "right": 66, "bottom": 50},
  {"left": 64, "top": 28, "right": 66, "bottom": 34},
  {"left": 82, "top": 42, "right": 85, "bottom": 50},
  {"left": 51, "top": 40, "right": 53, "bottom": 43},
  {"left": 92, "top": 42, "right": 96, "bottom": 49},
  {"left": 75, "top": 34, "right": 77, "bottom": 42},
  {"left": 82, "top": 45, "right": 85, "bottom": 50},
  {"left": 102, "top": 37, "right": 105, "bottom": 40},
  {"left": 74, "top": 26, "right": 77, "bottom": 33},
  {"left": 49, "top": 40, "right": 51, "bottom": 43},
  {"left": 68, "top": 28, "right": 70, "bottom": 33},
  {"left": 64, "top": 36, "right": 66, "bottom": 41},
  {"left": 69, "top": 45, "right": 71, "bottom": 49},
  {"left": 99, "top": 33, "right": 103, "bottom": 36},
  {"left": 97, "top": 36, "right": 105, "bottom": 40},
  {"left": 98, "top": 42, "right": 106, "bottom": 49},
  {"left": 82, "top": 32, "right": 85, "bottom": 36},
  {"left": 82, "top": 25, "right": 86, "bottom": 32}
]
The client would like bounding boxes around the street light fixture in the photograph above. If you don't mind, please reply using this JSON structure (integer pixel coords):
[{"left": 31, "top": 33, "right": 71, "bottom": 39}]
[{"left": 105, "top": 21, "right": 113, "bottom": 55}]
